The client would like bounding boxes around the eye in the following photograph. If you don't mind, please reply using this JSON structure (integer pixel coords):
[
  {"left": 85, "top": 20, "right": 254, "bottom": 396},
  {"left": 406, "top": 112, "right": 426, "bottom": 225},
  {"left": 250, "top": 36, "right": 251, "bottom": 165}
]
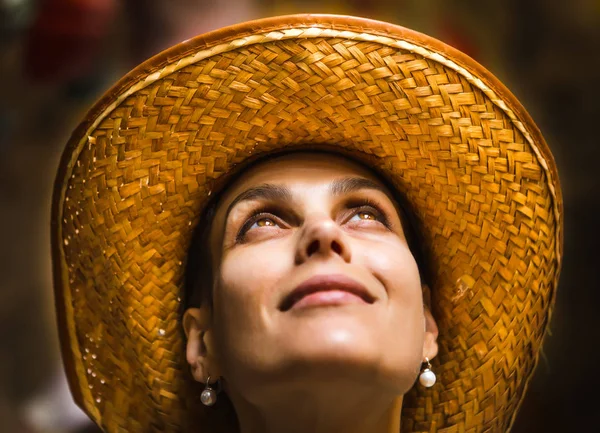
[
  {"left": 344, "top": 200, "right": 391, "bottom": 229},
  {"left": 236, "top": 211, "right": 284, "bottom": 243},
  {"left": 349, "top": 210, "right": 378, "bottom": 222},
  {"left": 249, "top": 216, "right": 279, "bottom": 229}
]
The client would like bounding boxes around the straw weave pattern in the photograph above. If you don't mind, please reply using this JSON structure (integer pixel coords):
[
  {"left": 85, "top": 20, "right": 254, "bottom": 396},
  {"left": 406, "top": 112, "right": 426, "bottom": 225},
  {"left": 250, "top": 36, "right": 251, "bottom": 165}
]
[{"left": 54, "top": 22, "right": 561, "bottom": 433}]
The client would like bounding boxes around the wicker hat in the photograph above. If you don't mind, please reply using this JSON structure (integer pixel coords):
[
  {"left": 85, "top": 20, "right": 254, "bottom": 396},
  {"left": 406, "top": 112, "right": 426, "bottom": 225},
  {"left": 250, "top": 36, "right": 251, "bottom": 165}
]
[{"left": 51, "top": 14, "right": 562, "bottom": 433}]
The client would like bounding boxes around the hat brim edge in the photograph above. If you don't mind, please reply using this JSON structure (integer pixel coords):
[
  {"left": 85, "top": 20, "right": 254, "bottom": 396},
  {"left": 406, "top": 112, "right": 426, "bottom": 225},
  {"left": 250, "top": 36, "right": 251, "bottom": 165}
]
[{"left": 50, "top": 13, "right": 564, "bottom": 430}]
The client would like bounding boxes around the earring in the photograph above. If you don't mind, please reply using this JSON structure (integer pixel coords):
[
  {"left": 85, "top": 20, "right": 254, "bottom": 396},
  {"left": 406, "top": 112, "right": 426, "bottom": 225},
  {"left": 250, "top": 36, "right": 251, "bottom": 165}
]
[
  {"left": 201, "top": 376, "right": 218, "bottom": 406},
  {"left": 419, "top": 357, "right": 436, "bottom": 388}
]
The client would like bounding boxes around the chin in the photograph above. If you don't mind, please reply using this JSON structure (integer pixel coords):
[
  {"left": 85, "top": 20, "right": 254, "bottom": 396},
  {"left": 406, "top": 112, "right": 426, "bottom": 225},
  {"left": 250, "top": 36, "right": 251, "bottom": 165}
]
[
  {"left": 274, "top": 318, "right": 421, "bottom": 392},
  {"left": 278, "top": 319, "right": 387, "bottom": 373}
]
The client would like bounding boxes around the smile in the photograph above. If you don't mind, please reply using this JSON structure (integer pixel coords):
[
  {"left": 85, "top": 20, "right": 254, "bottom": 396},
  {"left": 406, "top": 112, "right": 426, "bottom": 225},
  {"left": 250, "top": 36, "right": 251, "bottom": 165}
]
[{"left": 280, "top": 274, "right": 375, "bottom": 311}]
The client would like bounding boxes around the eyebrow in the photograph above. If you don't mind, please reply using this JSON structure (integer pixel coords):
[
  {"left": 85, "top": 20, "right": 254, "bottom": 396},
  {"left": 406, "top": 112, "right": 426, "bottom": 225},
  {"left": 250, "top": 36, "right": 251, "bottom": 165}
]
[
  {"left": 224, "top": 177, "right": 392, "bottom": 222},
  {"left": 329, "top": 177, "right": 389, "bottom": 197}
]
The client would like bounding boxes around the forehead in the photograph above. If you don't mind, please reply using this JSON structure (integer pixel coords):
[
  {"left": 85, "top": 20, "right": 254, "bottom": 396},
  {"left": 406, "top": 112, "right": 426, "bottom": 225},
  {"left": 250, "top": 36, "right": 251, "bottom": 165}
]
[{"left": 219, "top": 152, "right": 384, "bottom": 201}]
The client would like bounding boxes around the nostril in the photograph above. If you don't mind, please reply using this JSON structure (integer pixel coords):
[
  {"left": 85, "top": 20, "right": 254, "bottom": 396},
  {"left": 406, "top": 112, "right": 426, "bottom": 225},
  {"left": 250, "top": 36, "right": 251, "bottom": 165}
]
[
  {"left": 306, "top": 240, "right": 319, "bottom": 256},
  {"left": 331, "top": 240, "right": 342, "bottom": 255}
]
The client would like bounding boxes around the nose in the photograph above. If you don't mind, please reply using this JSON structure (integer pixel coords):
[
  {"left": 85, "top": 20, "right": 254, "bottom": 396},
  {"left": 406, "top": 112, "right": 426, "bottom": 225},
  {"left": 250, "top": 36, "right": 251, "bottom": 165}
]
[{"left": 295, "top": 214, "right": 352, "bottom": 264}]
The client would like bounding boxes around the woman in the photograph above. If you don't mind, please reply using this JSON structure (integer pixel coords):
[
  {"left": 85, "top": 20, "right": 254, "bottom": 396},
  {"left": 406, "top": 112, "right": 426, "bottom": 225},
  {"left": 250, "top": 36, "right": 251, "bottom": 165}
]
[
  {"left": 182, "top": 150, "right": 438, "bottom": 433},
  {"left": 51, "top": 14, "right": 562, "bottom": 433}
]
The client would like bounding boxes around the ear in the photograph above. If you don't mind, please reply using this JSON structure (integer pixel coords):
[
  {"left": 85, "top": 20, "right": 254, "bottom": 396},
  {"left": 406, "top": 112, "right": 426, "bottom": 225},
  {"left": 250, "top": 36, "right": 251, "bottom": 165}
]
[
  {"left": 422, "top": 285, "right": 439, "bottom": 361},
  {"left": 183, "top": 306, "right": 222, "bottom": 383}
]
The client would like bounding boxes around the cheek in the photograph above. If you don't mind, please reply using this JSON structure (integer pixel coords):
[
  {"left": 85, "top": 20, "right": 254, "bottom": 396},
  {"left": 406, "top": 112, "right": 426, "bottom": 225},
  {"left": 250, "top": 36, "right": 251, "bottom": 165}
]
[
  {"left": 216, "top": 247, "right": 277, "bottom": 323},
  {"left": 211, "top": 244, "right": 291, "bottom": 370},
  {"left": 360, "top": 238, "right": 425, "bottom": 372},
  {"left": 363, "top": 236, "right": 422, "bottom": 302}
]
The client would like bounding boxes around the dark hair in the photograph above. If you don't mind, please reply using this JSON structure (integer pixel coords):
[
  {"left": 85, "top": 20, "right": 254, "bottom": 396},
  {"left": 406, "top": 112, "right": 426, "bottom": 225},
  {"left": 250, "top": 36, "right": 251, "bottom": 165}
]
[
  {"left": 183, "top": 198, "right": 219, "bottom": 311},
  {"left": 183, "top": 152, "right": 430, "bottom": 313}
]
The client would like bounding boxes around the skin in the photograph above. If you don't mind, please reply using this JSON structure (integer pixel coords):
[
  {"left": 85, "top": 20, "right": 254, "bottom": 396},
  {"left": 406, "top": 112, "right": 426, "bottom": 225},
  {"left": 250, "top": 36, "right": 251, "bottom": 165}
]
[{"left": 183, "top": 152, "right": 438, "bottom": 433}]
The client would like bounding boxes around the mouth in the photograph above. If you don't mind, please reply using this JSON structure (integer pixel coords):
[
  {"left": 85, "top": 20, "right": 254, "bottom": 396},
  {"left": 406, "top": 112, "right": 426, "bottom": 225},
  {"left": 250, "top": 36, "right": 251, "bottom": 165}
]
[{"left": 279, "top": 274, "right": 376, "bottom": 312}]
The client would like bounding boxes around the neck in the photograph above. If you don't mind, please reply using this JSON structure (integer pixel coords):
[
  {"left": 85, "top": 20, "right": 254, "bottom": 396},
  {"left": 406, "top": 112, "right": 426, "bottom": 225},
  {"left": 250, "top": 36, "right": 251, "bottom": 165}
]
[{"left": 230, "top": 382, "right": 403, "bottom": 433}]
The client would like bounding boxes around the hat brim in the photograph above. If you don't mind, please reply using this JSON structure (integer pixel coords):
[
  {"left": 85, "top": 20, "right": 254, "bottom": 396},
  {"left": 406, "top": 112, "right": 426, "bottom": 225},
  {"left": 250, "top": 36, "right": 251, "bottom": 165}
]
[{"left": 52, "top": 14, "right": 562, "bottom": 432}]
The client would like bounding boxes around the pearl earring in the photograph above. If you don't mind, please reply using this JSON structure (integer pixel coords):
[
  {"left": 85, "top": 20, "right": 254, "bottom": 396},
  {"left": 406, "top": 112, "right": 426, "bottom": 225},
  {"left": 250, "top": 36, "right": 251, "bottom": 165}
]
[
  {"left": 419, "top": 357, "right": 436, "bottom": 388},
  {"left": 200, "top": 376, "right": 218, "bottom": 406}
]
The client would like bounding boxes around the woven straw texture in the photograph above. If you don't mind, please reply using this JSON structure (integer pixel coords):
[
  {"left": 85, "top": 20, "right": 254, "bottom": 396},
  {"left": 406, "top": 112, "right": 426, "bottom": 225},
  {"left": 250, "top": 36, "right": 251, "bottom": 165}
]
[{"left": 51, "top": 14, "right": 562, "bottom": 433}]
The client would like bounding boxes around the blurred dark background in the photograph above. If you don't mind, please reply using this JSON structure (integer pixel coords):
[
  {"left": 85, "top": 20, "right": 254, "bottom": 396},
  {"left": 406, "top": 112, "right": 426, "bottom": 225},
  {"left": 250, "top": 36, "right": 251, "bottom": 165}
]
[{"left": 0, "top": 0, "right": 597, "bottom": 432}]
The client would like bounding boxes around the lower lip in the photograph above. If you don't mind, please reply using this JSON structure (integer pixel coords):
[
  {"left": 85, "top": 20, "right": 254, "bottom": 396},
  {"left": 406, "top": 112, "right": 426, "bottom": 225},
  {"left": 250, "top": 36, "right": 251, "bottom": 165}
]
[{"left": 291, "top": 290, "right": 367, "bottom": 310}]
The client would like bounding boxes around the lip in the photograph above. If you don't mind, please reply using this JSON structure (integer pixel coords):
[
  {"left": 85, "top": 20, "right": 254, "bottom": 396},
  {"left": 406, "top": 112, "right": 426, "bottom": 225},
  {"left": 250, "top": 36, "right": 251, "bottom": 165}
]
[{"left": 279, "top": 274, "right": 375, "bottom": 311}]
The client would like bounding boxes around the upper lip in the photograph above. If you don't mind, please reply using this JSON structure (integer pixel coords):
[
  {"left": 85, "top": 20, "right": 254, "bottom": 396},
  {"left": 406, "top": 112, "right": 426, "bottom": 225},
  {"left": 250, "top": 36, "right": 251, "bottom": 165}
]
[{"left": 279, "top": 274, "right": 375, "bottom": 311}]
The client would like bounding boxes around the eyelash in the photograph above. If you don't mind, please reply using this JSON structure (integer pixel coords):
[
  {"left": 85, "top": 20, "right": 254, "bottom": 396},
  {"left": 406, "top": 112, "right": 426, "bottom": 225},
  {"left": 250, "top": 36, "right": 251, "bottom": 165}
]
[
  {"left": 236, "top": 207, "right": 280, "bottom": 242},
  {"left": 348, "top": 198, "right": 391, "bottom": 227},
  {"left": 235, "top": 199, "right": 391, "bottom": 243}
]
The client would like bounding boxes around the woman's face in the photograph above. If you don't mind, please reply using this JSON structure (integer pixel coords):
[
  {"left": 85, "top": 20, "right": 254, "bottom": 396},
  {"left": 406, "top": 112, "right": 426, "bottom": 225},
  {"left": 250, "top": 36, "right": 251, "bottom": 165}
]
[{"left": 190, "top": 152, "right": 434, "bottom": 403}]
